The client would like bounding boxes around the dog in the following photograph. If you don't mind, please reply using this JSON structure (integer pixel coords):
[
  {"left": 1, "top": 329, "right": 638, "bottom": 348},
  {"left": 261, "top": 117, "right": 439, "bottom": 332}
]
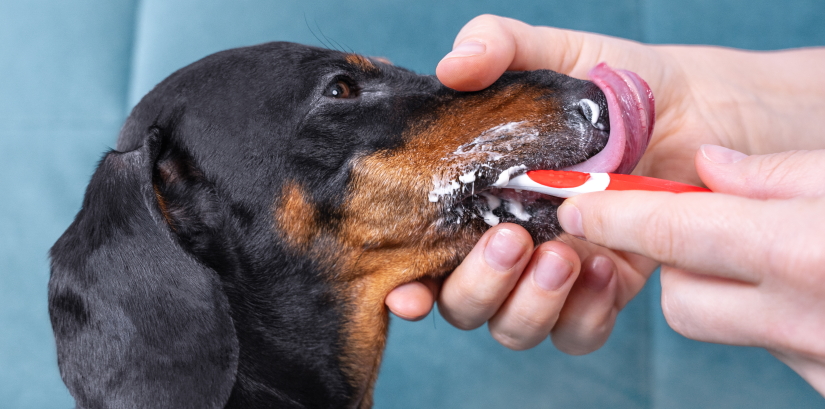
[{"left": 48, "top": 42, "right": 653, "bottom": 408}]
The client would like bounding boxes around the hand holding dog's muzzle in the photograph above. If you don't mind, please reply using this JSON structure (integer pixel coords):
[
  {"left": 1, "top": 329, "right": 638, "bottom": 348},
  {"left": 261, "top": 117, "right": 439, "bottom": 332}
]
[{"left": 388, "top": 14, "right": 669, "bottom": 355}]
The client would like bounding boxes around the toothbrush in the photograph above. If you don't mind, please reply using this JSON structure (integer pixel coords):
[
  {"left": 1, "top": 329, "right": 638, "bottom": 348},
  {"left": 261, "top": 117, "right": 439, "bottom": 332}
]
[{"left": 504, "top": 170, "right": 711, "bottom": 198}]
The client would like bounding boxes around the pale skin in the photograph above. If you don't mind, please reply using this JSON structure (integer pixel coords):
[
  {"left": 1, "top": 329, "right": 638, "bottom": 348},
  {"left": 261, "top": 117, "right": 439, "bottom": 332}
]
[{"left": 384, "top": 15, "right": 825, "bottom": 395}]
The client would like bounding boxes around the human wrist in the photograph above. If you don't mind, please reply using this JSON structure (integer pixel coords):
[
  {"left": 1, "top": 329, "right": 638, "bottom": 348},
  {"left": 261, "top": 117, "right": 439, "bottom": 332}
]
[
  {"left": 661, "top": 45, "right": 825, "bottom": 154},
  {"left": 754, "top": 48, "right": 825, "bottom": 151}
]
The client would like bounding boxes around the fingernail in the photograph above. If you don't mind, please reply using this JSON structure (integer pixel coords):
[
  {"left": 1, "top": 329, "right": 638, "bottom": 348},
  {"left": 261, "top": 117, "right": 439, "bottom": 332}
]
[
  {"left": 484, "top": 229, "right": 523, "bottom": 271},
  {"left": 700, "top": 144, "right": 748, "bottom": 164},
  {"left": 533, "top": 251, "right": 573, "bottom": 291},
  {"left": 443, "top": 41, "right": 486, "bottom": 59},
  {"left": 557, "top": 203, "right": 584, "bottom": 239},
  {"left": 582, "top": 255, "right": 615, "bottom": 291}
]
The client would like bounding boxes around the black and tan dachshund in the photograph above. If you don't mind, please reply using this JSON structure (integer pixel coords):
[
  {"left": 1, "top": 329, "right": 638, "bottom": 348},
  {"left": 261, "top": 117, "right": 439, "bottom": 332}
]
[{"left": 49, "top": 42, "right": 649, "bottom": 408}]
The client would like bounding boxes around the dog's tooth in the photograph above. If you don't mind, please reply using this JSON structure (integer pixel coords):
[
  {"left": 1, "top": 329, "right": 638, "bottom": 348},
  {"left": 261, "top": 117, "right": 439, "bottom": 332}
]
[{"left": 579, "top": 98, "right": 605, "bottom": 130}]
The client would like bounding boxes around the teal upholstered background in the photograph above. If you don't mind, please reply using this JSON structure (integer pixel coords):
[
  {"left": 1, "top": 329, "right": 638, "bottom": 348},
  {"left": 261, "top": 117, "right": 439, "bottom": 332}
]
[{"left": 2, "top": 1, "right": 824, "bottom": 407}]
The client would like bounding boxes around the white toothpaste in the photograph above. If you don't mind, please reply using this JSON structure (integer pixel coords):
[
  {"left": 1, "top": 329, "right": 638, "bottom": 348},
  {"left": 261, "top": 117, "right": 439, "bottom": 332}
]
[
  {"left": 480, "top": 192, "right": 501, "bottom": 210},
  {"left": 428, "top": 177, "right": 461, "bottom": 202},
  {"left": 480, "top": 209, "right": 500, "bottom": 226},
  {"left": 453, "top": 121, "right": 538, "bottom": 158},
  {"left": 478, "top": 192, "right": 502, "bottom": 226},
  {"left": 504, "top": 200, "right": 531, "bottom": 221},
  {"left": 492, "top": 165, "right": 527, "bottom": 188},
  {"left": 458, "top": 169, "right": 477, "bottom": 184}
]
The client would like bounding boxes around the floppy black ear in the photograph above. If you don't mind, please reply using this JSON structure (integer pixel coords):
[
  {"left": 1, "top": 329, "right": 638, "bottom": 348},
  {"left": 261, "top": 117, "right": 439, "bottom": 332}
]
[{"left": 49, "top": 131, "right": 238, "bottom": 409}]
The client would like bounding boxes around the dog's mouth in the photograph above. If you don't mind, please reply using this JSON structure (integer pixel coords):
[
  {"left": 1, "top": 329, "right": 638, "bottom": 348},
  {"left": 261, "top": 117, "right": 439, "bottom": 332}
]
[
  {"left": 430, "top": 64, "right": 655, "bottom": 239},
  {"left": 565, "top": 63, "right": 655, "bottom": 174}
]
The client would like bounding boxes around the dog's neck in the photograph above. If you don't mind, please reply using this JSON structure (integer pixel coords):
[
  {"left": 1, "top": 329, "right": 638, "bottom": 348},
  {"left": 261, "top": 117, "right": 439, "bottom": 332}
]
[
  {"left": 213, "top": 242, "right": 389, "bottom": 409},
  {"left": 336, "top": 275, "right": 396, "bottom": 409}
]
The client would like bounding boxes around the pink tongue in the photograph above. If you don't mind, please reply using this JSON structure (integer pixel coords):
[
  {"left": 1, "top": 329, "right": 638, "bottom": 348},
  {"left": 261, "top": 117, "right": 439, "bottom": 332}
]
[{"left": 563, "top": 63, "right": 655, "bottom": 174}]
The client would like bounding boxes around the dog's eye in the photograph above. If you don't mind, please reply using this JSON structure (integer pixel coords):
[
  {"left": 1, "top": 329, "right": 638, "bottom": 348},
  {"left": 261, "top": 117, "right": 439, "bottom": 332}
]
[{"left": 325, "top": 80, "right": 356, "bottom": 99}]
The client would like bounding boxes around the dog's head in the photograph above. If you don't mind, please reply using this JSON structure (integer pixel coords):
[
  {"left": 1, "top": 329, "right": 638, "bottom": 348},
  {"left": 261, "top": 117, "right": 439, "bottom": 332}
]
[{"left": 49, "top": 42, "right": 653, "bottom": 409}]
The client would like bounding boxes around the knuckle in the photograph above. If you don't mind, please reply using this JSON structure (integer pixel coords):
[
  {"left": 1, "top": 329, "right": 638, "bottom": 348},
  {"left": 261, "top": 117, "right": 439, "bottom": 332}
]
[
  {"left": 438, "top": 285, "right": 495, "bottom": 330},
  {"left": 455, "top": 280, "right": 502, "bottom": 312},
  {"left": 460, "top": 14, "right": 498, "bottom": 37},
  {"left": 471, "top": 14, "right": 504, "bottom": 26},
  {"left": 438, "top": 304, "right": 484, "bottom": 331},
  {"left": 640, "top": 204, "right": 685, "bottom": 264},
  {"left": 512, "top": 308, "right": 558, "bottom": 335},
  {"left": 766, "top": 204, "right": 825, "bottom": 284},
  {"left": 488, "top": 307, "right": 557, "bottom": 351},
  {"left": 660, "top": 290, "right": 694, "bottom": 339},
  {"left": 553, "top": 337, "right": 600, "bottom": 356},
  {"left": 751, "top": 150, "right": 825, "bottom": 197},
  {"left": 489, "top": 327, "right": 542, "bottom": 351},
  {"left": 754, "top": 154, "right": 793, "bottom": 192},
  {"left": 551, "top": 325, "right": 609, "bottom": 356},
  {"left": 550, "top": 310, "right": 616, "bottom": 356}
]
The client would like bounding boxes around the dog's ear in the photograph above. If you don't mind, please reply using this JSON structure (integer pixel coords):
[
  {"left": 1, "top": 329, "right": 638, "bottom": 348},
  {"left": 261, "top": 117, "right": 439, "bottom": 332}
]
[{"left": 49, "top": 129, "right": 238, "bottom": 409}]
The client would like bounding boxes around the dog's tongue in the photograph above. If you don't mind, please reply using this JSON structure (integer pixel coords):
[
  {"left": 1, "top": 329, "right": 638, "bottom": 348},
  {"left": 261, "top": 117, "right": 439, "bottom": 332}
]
[{"left": 564, "top": 63, "right": 655, "bottom": 174}]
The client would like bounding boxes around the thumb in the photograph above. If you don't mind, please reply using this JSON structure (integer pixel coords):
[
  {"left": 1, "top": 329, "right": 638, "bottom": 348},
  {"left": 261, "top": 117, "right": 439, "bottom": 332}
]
[
  {"left": 436, "top": 14, "right": 665, "bottom": 91},
  {"left": 696, "top": 145, "right": 825, "bottom": 199}
]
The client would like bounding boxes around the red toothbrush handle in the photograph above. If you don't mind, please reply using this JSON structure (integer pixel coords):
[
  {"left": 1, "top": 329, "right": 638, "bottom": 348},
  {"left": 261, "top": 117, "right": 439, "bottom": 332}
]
[
  {"left": 606, "top": 173, "right": 711, "bottom": 193},
  {"left": 526, "top": 170, "right": 591, "bottom": 188}
]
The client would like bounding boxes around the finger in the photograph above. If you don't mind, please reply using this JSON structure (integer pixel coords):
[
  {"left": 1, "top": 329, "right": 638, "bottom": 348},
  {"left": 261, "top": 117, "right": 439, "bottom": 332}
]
[
  {"left": 487, "top": 241, "right": 581, "bottom": 350},
  {"left": 662, "top": 262, "right": 825, "bottom": 355},
  {"left": 557, "top": 190, "right": 816, "bottom": 283},
  {"left": 437, "top": 223, "right": 533, "bottom": 330},
  {"left": 560, "top": 235, "right": 659, "bottom": 307},
  {"left": 436, "top": 14, "right": 665, "bottom": 91},
  {"left": 550, "top": 253, "right": 619, "bottom": 355},
  {"left": 660, "top": 266, "right": 764, "bottom": 346},
  {"left": 697, "top": 145, "right": 825, "bottom": 199},
  {"left": 435, "top": 15, "right": 516, "bottom": 91},
  {"left": 385, "top": 280, "right": 435, "bottom": 321}
]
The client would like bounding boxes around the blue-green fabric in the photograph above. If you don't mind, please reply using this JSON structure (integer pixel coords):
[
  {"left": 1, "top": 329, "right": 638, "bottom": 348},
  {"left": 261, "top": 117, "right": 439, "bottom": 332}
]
[
  {"left": 2, "top": 1, "right": 823, "bottom": 408},
  {"left": 1, "top": 2, "right": 138, "bottom": 407}
]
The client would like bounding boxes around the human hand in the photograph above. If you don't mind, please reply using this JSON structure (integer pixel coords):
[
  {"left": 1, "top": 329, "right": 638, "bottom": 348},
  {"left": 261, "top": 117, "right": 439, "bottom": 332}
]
[
  {"left": 386, "top": 14, "right": 825, "bottom": 354},
  {"left": 388, "top": 15, "right": 669, "bottom": 353},
  {"left": 555, "top": 144, "right": 825, "bottom": 395}
]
